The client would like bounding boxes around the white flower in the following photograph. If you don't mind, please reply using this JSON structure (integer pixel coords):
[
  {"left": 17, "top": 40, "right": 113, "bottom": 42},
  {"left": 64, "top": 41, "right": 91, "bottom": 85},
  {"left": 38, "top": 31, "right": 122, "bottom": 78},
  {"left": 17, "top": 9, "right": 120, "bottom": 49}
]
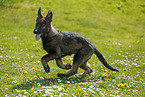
[
  {"left": 88, "top": 88, "right": 96, "bottom": 93},
  {"left": 52, "top": 85, "right": 58, "bottom": 88},
  {"left": 45, "top": 89, "right": 53, "bottom": 95},
  {"left": 15, "top": 89, "right": 21, "bottom": 92},
  {"left": 24, "top": 92, "right": 28, "bottom": 94},
  {"left": 42, "top": 86, "right": 47, "bottom": 88},
  {"left": 37, "top": 90, "right": 43, "bottom": 92},
  {"left": 58, "top": 88, "right": 62, "bottom": 91},
  {"left": 12, "top": 81, "right": 16, "bottom": 83},
  {"left": 66, "top": 81, "right": 70, "bottom": 83},
  {"left": 40, "top": 77, "right": 44, "bottom": 80},
  {"left": 42, "top": 94, "right": 48, "bottom": 96}
]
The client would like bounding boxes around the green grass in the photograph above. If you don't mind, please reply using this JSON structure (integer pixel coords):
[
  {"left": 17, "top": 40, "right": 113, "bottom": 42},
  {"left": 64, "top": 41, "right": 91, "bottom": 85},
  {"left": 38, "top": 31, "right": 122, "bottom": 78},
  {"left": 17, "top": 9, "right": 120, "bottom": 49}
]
[{"left": 0, "top": 0, "right": 145, "bottom": 96}]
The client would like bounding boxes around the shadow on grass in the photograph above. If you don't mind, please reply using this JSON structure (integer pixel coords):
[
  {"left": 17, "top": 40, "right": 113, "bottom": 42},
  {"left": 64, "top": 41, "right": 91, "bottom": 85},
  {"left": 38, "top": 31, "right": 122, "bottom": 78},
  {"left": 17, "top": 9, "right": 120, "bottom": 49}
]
[
  {"left": 12, "top": 77, "right": 85, "bottom": 90},
  {"left": 13, "top": 75, "right": 116, "bottom": 90}
]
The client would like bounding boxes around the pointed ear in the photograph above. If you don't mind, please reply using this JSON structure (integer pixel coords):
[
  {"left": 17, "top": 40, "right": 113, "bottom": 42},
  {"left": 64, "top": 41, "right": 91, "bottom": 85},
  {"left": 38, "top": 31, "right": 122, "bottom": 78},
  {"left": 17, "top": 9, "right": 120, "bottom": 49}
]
[
  {"left": 38, "top": 7, "right": 43, "bottom": 18},
  {"left": 45, "top": 10, "right": 53, "bottom": 21}
]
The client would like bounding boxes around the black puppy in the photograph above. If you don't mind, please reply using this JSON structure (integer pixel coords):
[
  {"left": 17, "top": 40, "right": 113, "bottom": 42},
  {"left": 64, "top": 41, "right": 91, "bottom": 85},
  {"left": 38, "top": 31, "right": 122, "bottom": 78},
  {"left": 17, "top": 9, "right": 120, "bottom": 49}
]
[{"left": 33, "top": 8, "right": 119, "bottom": 78}]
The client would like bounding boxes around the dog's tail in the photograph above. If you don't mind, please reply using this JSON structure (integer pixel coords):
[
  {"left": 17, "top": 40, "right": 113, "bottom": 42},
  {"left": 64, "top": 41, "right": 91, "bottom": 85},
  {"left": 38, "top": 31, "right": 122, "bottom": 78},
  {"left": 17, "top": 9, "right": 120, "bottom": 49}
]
[{"left": 94, "top": 46, "right": 119, "bottom": 72}]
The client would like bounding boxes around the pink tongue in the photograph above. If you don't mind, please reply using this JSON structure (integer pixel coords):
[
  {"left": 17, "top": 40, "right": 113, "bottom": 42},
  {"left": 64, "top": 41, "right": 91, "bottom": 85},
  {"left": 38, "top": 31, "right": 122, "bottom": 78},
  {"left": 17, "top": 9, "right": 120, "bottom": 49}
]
[{"left": 36, "top": 34, "right": 41, "bottom": 41}]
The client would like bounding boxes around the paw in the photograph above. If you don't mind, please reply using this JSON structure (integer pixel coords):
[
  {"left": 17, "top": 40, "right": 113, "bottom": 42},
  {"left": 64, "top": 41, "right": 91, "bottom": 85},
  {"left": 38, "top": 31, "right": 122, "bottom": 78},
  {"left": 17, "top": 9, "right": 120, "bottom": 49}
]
[
  {"left": 65, "top": 64, "right": 72, "bottom": 70},
  {"left": 45, "top": 69, "right": 50, "bottom": 73},
  {"left": 44, "top": 66, "right": 50, "bottom": 73},
  {"left": 57, "top": 73, "right": 66, "bottom": 78}
]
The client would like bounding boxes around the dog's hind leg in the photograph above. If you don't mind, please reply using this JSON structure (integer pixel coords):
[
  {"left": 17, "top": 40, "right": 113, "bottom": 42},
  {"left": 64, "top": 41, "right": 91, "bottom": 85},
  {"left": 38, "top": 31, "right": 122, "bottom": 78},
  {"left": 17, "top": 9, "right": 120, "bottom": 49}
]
[
  {"left": 80, "top": 60, "right": 93, "bottom": 76},
  {"left": 57, "top": 46, "right": 94, "bottom": 78},
  {"left": 56, "top": 58, "right": 72, "bottom": 70}
]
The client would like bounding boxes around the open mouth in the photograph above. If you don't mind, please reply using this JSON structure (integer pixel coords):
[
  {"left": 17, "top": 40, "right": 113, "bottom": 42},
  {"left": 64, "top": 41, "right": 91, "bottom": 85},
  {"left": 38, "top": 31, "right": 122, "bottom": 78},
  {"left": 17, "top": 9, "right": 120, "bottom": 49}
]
[{"left": 36, "top": 34, "right": 41, "bottom": 41}]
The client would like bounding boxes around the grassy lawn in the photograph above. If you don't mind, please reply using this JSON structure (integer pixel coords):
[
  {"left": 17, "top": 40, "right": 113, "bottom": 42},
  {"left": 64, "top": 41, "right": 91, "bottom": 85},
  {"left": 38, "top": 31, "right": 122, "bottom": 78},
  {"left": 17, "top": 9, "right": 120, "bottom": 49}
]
[{"left": 0, "top": 0, "right": 145, "bottom": 96}]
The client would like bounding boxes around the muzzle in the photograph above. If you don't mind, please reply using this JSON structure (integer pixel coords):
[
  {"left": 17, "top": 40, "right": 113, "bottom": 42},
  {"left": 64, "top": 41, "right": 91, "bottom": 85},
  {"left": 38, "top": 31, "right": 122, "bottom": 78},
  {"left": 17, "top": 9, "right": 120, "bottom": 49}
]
[{"left": 33, "top": 29, "right": 38, "bottom": 34}]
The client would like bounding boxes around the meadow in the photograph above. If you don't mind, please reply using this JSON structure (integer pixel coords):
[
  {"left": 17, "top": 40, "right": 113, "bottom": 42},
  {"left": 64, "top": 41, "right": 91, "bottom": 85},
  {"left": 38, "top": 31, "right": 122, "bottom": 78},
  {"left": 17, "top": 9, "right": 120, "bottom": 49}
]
[{"left": 0, "top": 0, "right": 145, "bottom": 96}]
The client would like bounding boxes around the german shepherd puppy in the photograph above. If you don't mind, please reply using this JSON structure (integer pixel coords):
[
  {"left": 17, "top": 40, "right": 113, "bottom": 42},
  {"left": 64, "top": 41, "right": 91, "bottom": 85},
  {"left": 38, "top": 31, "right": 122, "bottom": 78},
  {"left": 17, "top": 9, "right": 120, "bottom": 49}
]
[{"left": 33, "top": 8, "right": 119, "bottom": 78}]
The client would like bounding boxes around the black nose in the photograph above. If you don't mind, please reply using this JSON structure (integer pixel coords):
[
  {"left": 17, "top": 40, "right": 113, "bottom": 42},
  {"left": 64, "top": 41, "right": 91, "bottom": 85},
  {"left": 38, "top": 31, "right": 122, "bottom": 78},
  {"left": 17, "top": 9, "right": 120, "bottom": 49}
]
[{"left": 33, "top": 29, "right": 38, "bottom": 34}]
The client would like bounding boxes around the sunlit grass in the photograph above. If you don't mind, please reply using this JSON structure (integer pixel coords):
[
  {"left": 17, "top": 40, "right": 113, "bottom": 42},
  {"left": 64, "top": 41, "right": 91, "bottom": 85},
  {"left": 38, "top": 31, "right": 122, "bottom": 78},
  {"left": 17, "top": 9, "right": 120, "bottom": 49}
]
[{"left": 0, "top": 0, "right": 145, "bottom": 96}]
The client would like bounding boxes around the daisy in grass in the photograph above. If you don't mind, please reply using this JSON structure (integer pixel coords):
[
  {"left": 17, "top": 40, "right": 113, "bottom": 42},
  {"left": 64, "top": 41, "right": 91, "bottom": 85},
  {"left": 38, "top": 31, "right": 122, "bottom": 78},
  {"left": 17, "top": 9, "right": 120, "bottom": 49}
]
[
  {"left": 123, "top": 68, "right": 127, "bottom": 71},
  {"left": 136, "top": 65, "right": 141, "bottom": 68},
  {"left": 21, "top": 90, "right": 26, "bottom": 93},
  {"left": 140, "top": 78, "right": 143, "bottom": 81},
  {"left": 1, "top": 62, "right": 4, "bottom": 65},
  {"left": 24, "top": 71, "right": 28, "bottom": 74},
  {"left": 118, "top": 83, "right": 123, "bottom": 87},
  {"left": 98, "top": 81, "right": 103, "bottom": 84},
  {"left": 129, "top": 85, "right": 134, "bottom": 88},
  {"left": 5, "top": 74, "right": 8, "bottom": 76}
]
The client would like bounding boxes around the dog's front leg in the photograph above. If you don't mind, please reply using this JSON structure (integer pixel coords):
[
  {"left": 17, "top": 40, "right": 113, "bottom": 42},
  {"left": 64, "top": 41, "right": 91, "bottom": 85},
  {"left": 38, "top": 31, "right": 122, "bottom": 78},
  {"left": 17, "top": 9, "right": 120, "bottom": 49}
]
[
  {"left": 41, "top": 54, "right": 57, "bottom": 73},
  {"left": 56, "top": 58, "right": 72, "bottom": 70}
]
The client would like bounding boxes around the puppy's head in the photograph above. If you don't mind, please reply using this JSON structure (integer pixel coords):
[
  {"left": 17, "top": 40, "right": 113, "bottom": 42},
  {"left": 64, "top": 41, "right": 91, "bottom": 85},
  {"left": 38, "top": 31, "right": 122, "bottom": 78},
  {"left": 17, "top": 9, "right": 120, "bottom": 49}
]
[{"left": 33, "top": 8, "right": 53, "bottom": 40}]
